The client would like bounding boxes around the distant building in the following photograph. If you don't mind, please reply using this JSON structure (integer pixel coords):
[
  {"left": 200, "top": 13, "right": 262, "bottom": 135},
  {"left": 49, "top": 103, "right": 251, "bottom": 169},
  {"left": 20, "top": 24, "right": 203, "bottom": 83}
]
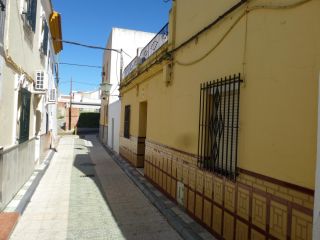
[
  {"left": 58, "top": 90, "right": 101, "bottom": 130},
  {"left": 100, "top": 28, "right": 155, "bottom": 153},
  {"left": 0, "top": 0, "right": 62, "bottom": 210}
]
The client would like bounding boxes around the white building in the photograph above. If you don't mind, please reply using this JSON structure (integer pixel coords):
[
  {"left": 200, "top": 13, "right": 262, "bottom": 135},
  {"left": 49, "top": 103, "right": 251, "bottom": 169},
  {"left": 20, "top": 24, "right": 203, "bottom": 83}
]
[
  {"left": 100, "top": 28, "right": 155, "bottom": 153},
  {"left": 0, "top": 0, "right": 62, "bottom": 210}
]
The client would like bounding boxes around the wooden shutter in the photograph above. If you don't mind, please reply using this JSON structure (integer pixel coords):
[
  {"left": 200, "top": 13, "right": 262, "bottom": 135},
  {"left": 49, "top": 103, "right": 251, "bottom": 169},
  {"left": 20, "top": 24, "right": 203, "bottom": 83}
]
[
  {"left": 19, "top": 88, "right": 31, "bottom": 143},
  {"left": 124, "top": 105, "right": 130, "bottom": 138},
  {"left": 42, "top": 22, "right": 49, "bottom": 54},
  {"left": 27, "top": 0, "right": 37, "bottom": 32}
]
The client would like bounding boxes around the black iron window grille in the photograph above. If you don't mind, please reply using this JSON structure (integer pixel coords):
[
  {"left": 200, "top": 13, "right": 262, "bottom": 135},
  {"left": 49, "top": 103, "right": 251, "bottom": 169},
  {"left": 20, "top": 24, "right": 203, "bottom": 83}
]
[
  {"left": 19, "top": 88, "right": 31, "bottom": 143},
  {"left": 197, "top": 74, "right": 242, "bottom": 180},
  {"left": 124, "top": 105, "right": 131, "bottom": 139},
  {"left": 0, "top": 0, "right": 5, "bottom": 46}
]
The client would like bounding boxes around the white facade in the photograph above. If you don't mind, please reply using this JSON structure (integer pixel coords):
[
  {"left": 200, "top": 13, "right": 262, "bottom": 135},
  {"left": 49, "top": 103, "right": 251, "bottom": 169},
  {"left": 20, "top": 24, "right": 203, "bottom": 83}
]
[
  {"left": 102, "top": 28, "right": 155, "bottom": 104},
  {"left": 107, "top": 100, "right": 120, "bottom": 153},
  {"left": 58, "top": 90, "right": 101, "bottom": 112},
  {"left": 0, "top": 0, "right": 59, "bottom": 148},
  {"left": 100, "top": 28, "right": 155, "bottom": 153},
  {"left": 0, "top": 0, "right": 61, "bottom": 210}
]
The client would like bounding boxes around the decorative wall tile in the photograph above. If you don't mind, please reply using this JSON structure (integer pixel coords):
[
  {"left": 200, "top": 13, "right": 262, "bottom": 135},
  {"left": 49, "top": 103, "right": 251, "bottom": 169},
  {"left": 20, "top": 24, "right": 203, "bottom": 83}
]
[
  {"left": 189, "top": 167, "right": 196, "bottom": 190},
  {"left": 212, "top": 205, "right": 222, "bottom": 235},
  {"left": 196, "top": 170, "right": 204, "bottom": 193},
  {"left": 291, "top": 209, "right": 312, "bottom": 240},
  {"left": 204, "top": 173, "right": 213, "bottom": 199},
  {"left": 171, "top": 179, "right": 176, "bottom": 199},
  {"left": 237, "top": 187, "right": 250, "bottom": 221},
  {"left": 166, "top": 175, "right": 171, "bottom": 194},
  {"left": 167, "top": 158, "right": 172, "bottom": 174},
  {"left": 224, "top": 182, "right": 235, "bottom": 212},
  {"left": 162, "top": 157, "right": 167, "bottom": 171},
  {"left": 188, "top": 189, "right": 195, "bottom": 214},
  {"left": 177, "top": 162, "right": 182, "bottom": 181},
  {"left": 130, "top": 140, "right": 315, "bottom": 240},
  {"left": 171, "top": 159, "right": 177, "bottom": 177},
  {"left": 251, "top": 229, "right": 266, "bottom": 240},
  {"left": 223, "top": 212, "right": 234, "bottom": 240},
  {"left": 269, "top": 201, "right": 288, "bottom": 240},
  {"left": 213, "top": 177, "right": 223, "bottom": 205},
  {"left": 161, "top": 172, "right": 167, "bottom": 190},
  {"left": 183, "top": 165, "right": 189, "bottom": 185},
  {"left": 184, "top": 185, "right": 188, "bottom": 208},
  {"left": 195, "top": 194, "right": 203, "bottom": 220},
  {"left": 203, "top": 199, "right": 212, "bottom": 227},
  {"left": 252, "top": 193, "right": 267, "bottom": 231},
  {"left": 236, "top": 220, "right": 248, "bottom": 240}
]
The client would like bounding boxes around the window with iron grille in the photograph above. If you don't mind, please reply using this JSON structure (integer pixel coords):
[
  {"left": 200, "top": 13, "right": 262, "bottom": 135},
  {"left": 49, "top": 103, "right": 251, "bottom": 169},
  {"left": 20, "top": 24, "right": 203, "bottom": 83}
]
[
  {"left": 197, "top": 74, "right": 242, "bottom": 180},
  {"left": 124, "top": 105, "right": 130, "bottom": 138},
  {"left": 0, "top": 0, "right": 6, "bottom": 47},
  {"left": 19, "top": 88, "right": 31, "bottom": 143},
  {"left": 21, "top": 0, "right": 37, "bottom": 32},
  {"left": 41, "top": 21, "right": 49, "bottom": 55}
]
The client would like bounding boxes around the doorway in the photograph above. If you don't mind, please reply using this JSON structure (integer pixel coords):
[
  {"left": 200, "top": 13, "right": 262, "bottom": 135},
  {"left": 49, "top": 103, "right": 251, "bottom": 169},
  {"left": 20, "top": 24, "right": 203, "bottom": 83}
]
[{"left": 137, "top": 101, "right": 147, "bottom": 174}]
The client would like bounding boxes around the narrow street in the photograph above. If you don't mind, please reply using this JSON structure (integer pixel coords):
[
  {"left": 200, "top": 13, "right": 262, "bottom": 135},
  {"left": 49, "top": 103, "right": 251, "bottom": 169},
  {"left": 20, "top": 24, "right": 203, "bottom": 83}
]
[{"left": 10, "top": 135, "right": 182, "bottom": 240}]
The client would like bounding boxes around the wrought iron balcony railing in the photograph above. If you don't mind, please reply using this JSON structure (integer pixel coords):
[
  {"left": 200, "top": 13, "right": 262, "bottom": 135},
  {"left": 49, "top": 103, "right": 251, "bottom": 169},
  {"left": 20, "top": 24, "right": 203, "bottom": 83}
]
[
  {"left": 122, "top": 23, "right": 169, "bottom": 80},
  {"left": 122, "top": 56, "right": 140, "bottom": 79}
]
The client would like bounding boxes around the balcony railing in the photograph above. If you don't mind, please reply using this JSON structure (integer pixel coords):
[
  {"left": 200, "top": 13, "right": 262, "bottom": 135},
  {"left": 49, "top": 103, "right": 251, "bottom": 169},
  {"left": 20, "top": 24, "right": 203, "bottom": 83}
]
[
  {"left": 122, "top": 56, "right": 140, "bottom": 79},
  {"left": 122, "top": 23, "right": 169, "bottom": 80}
]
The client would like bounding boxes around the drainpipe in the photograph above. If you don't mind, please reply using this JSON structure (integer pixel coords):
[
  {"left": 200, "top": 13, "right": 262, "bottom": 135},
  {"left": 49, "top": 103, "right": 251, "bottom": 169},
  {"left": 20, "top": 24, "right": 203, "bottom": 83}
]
[{"left": 313, "top": 72, "right": 320, "bottom": 240}]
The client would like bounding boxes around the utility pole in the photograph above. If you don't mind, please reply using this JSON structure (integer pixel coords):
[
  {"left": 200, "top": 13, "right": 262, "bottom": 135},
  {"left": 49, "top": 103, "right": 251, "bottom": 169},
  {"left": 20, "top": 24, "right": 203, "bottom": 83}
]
[
  {"left": 68, "top": 77, "right": 72, "bottom": 130},
  {"left": 120, "top": 49, "right": 124, "bottom": 81}
]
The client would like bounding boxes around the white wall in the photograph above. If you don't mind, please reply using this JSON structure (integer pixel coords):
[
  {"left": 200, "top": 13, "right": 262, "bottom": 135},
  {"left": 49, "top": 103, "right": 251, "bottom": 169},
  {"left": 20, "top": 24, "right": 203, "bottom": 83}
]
[
  {"left": 103, "top": 28, "right": 155, "bottom": 104},
  {"left": 0, "top": 0, "right": 58, "bottom": 147},
  {"left": 107, "top": 100, "right": 121, "bottom": 153}
]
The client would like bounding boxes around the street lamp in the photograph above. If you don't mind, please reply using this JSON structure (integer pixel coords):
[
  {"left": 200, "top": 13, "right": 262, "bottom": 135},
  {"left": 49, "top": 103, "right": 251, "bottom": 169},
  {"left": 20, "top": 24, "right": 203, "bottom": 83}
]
[{"left": 100, "top": 82, "right": 112, "bottom": 97}]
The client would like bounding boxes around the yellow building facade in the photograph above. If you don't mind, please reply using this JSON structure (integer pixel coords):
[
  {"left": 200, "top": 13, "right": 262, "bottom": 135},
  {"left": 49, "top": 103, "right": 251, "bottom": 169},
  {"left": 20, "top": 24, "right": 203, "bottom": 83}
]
[{"left": 119, "top": 0, "right": 320, "bottom": 239}]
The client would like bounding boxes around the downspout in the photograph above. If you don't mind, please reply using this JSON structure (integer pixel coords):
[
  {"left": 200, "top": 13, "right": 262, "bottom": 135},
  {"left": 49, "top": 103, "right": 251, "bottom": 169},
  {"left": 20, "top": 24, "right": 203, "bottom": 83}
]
[{"left": 313, "top": 72, "right": 320, "bottom": 239}]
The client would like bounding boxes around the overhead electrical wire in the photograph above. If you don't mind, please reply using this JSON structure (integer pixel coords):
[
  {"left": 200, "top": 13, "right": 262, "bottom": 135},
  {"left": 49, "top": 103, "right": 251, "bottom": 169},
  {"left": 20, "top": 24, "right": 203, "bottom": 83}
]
[
  {"left": 53, "top": 38, "right": 132, "bottom": 58},
  {"left": 174, "top": 0, "right": 313, "bottom": 66},
  {"left": 59, "top": 62, "right": 102, "bottom": 69}
]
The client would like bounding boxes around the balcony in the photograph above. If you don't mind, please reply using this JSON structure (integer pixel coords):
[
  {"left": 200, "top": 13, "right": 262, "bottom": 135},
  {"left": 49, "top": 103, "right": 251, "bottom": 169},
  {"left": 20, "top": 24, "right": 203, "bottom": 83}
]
[{"left": 122, "top": 23, "right": 169, "bottom": 80}]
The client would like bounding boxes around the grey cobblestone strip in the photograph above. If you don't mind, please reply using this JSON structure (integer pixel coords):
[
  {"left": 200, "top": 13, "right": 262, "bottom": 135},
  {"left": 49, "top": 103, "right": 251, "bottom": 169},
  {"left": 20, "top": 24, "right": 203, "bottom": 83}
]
[{"left": 98, "top": 137, "right": 215, "bottom": 240}]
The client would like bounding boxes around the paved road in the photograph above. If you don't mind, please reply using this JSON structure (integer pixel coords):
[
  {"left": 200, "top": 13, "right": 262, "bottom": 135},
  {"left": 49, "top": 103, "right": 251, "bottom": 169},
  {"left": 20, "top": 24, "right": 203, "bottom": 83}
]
[{"left": 11, "top": 135, "right": 182, "bottom": 240}]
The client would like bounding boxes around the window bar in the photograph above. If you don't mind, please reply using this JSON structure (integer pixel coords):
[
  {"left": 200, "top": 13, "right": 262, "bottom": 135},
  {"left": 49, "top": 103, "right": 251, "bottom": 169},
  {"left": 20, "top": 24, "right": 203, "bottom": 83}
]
[
  {"left": 218, "top": 78, "right": 223, "bottom": 172},
  {"left": 221, "top": 77, "right": 227, "bottom": 174},
  {"left": 207, "top": 81, "right": 213, "bottom": 170},
  {"left": 197, "top": 83, "right": 203, "bottom": 167},
  {"left": 235, "top": 73, "right": 241, "bottom": 178},
  {"left": 200, "top": 83, "right": 206, "bottom": 168},
  {"left": 230, "top": 74, "right": 236, "bottom": 178},
  {"left": 225, "top": 76, "right": 231, "bottom": 176},
  {"left": 204, "top": 81, "right": 209, "bottom": 169}
]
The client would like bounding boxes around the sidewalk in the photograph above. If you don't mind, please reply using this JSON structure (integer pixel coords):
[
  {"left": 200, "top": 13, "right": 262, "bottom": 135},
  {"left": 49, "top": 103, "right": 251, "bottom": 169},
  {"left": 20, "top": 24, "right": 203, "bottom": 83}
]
[{"left": 10, "top": 135, "right": 182, "bottom": 240}]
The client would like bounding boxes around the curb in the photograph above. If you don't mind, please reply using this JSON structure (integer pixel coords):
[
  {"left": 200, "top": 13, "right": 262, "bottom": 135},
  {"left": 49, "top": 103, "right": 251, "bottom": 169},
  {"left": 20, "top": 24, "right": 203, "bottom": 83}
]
[{"left": 98, "top": 137, "right": 207, "bottom": 240}]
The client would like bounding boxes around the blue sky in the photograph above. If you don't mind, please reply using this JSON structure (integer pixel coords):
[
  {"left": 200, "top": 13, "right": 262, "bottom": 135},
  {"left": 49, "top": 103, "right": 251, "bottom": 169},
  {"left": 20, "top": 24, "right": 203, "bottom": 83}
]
[{"left": 53, "top": 0, "right": 172, "bottom": 95}]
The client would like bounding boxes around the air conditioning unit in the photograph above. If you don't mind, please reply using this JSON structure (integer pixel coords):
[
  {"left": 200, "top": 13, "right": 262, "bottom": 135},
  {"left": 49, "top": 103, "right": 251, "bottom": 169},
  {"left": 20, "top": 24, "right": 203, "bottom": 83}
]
[
  {"left": 48, "top": 89, "right": 56, "bottom": 102},
  {"left": 35, "top": 70, "right": 48, "bottom": 91}
]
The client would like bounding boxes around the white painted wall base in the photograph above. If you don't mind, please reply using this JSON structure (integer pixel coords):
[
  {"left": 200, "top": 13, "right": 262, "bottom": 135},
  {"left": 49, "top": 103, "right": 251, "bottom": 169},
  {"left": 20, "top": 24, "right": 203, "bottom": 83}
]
[{"left": 107, "top": 100, "right": 120, "bottom": 153}]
